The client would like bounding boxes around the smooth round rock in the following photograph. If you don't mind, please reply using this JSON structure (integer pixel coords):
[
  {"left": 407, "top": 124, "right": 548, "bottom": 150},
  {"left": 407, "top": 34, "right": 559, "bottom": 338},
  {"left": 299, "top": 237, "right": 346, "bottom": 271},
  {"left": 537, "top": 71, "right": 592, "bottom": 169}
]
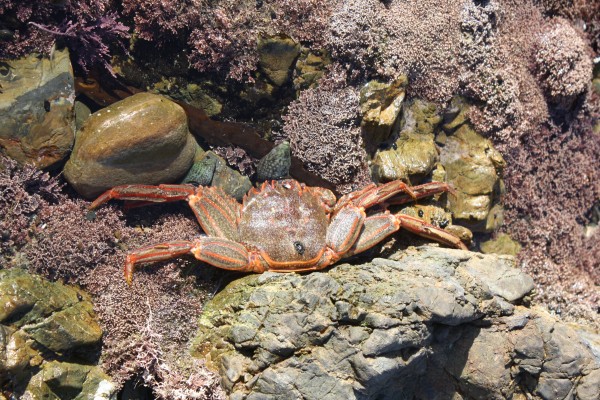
[{"left": 64, "top": 93, "right": 196, "bottom": 198}]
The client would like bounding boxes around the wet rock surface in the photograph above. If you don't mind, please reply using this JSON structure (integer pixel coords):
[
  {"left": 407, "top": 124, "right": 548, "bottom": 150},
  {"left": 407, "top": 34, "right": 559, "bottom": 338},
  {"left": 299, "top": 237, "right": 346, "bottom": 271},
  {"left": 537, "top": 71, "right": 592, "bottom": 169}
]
[
  {"left": 372, "top": 100, "right": 440, "bottom": 184},
  {"left": 64, "top": 92, "right": 196, "bottom": 198},
  {"left": 439, "top": 123, "right": 505, "bottom": 232},
  {"left": 192, "top": 247, "right": 599, "bottom": 399},
  {"left": 0, "top": 48, "right": 75, "bottom": 169},
  {"left": 0, "top": 268, "right": 115, "bottom": 399}
]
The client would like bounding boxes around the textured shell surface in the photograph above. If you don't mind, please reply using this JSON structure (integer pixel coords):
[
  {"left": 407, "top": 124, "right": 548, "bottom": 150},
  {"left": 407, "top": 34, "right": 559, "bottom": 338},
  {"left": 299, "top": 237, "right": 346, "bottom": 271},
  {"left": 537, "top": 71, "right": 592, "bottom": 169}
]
[{"left": 238, "top": 180, "right": 328, "bottom": 264}]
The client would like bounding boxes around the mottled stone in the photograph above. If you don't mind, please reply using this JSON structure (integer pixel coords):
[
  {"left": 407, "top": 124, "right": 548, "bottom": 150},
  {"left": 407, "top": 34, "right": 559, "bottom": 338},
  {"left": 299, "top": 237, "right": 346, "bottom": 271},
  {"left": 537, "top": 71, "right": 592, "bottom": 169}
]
[
  {"left": 0, "top": 269, "right": 112, "bottom": 398},
  {"left": 258, "top": 35, "right": 301, "bottom": 87},
  {"left": 209, "top": 151, "right": 253, "bottom": 201},
  {"left": 439, "top": 124, "right": 505, "bottom": 232},
  {"left": 0, "top": 48, "right": 75, "bottom": 168},
  {"left": 372, "top": 99, "right": 440, "bottom": 183},
  {"left": 23, "top": 361, "right": 116, "bottom": 400},
  {"left": 192, "top": 247, "right": 598, "bottom": 399},
  {"left": 480, "top": 233, "right": 522, "bottom": 256},
  {"left": 256, "top": 141, "right": 291, "bottom": 181},
  {"left": 360, "top": 76, "right": 407, "bottom": 147},
  {"left": 64, "top": 92, "right": 196, "bottom": 198}
]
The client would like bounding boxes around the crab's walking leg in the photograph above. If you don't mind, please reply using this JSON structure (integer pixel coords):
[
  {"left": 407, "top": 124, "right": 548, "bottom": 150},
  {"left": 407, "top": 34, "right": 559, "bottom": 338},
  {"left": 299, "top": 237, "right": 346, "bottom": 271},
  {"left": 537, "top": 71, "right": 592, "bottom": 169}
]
[
  {"left": 336, "top": 180, "right": 417, "bottom": 211},
  {"left": 90, "top": 184, "right": 196, "bottom": 209},
  {"left": 188, "top": 186, "right": 241, "bottom": 240},
  {"left": 343, "top": 211, "right": 467, "bottom": 258},
  {"left": 385, "top": 182, "right": 456, "bottom": 206},
  {"left": 123, "top": 237, "right": 252, "bottom": 285},
  {"left": 395, "top": 214, "right": 467, "bottom": 250}
]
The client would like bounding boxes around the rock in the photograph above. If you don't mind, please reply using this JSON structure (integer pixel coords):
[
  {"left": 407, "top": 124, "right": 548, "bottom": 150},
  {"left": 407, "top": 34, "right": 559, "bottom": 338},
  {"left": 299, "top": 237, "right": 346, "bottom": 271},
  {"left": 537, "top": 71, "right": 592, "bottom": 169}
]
[
  {"left": 293, "top": 49, "right": 331, "bottom": 91},
  {"left": 360, "top": 76, "right": 407, "bottom": 148},
  {"left": 0, "top": 47, "right": 75, "bottom": 168},
  {"left": 0, "top": 269, "right": 113, "bottom": 398},
  {"left": 372, "top": 99, "right": 440, "bottom": 183},
  {"left": 0, "top": 269, "right": 102, "bottom": 354},
  {"left": 182, "top": 151, "right": 218, "bottom": 187},
  {"left": 439, "top": 124, "right": 505, "bottom": 232},
  {"left": 23, "top": 361, "right": 116, "bottom": 400},
  {"left": 400, "top": 205, "right": 473, "bottom": 244},
  {"left": 258, "top": 35, "right": 301, "bottom": 87},
  {"left": 208, "top": 151, "right": 253, "bottom": 201},
  {"left": 188, "top": 246, "right": 600, "bottom": 399},
  {"left": 480, "top": 233, "right": 522, "bottom": 256},
  {"left": 64, "top": 92, "right": 197, "bottom": 198},
  {"left": 256, "top": 141, "right": 291, "bottom": 181}
]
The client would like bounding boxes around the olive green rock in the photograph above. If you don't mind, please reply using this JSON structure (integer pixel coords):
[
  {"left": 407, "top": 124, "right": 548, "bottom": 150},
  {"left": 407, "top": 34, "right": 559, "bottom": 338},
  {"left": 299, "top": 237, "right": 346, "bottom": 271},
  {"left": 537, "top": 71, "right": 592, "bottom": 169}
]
[
  {"left": 372, "top": 99, "right": 440, "bottom": 183},
  {"left": 23, "top": 361, "right": 116, "bottom": 400},
  {"left": 360, "top": 76, "right": 407, "bottom": 147},
  {"left": 0, "top": 269, "right": 112, "bottom": 398},
  {"left": 0, "top": 268, "right": 102, "bottom": 353},
  {"left": 0, "top": 48, "right": 75, "bottom": 168},
  {"left": 64, "top": 92, "right": 196, "bottom": 198},
  {"left": 258, "top": 35, "right": 301, "bottom": 87},
  {"left": 439, "top": 124, "right": 505, "bottom": 232},
  {"left": 293, "top": 49, "right": 331, "bottom": 91},
  {"left": 480, "top": 233, "right": 522, "bottom": 256}
]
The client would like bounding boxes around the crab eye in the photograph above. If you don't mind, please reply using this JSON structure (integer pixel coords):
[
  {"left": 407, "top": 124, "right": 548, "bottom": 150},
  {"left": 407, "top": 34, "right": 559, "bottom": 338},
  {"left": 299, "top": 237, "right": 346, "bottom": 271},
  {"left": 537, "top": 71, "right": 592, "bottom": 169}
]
[{"left": 293, "top": 241, "right": 305, "bottom": 255}]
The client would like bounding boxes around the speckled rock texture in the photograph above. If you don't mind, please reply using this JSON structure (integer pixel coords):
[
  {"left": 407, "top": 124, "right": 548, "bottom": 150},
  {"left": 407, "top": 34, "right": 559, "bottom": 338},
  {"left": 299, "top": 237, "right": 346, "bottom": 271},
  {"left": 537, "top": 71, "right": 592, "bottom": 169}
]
[
  {"left": 0, "top": 48, "right": 75, "bottom": 169},
  {"left": 0, "top": 268, "right": 116, "bottom": 399},
  {"left": 64, "top": 92, "right": 196, "bottom": 198},
  {"left": 439, "top": 123, "right": 505, "bottom": 232},
  {"left": 372, "top": 99, "right": 440, "bottom": 184},
  {"left": 192, "top": 247, "right": 599, "bottom": 399}
]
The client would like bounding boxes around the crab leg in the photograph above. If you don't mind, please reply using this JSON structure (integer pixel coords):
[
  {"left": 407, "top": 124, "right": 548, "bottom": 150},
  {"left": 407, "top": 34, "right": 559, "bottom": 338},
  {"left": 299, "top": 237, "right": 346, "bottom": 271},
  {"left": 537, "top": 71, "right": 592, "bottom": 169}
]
[
  {"left": 343, "top": 210, "right": 467, "bottom": 258},
  {"left": 123, "top": 237, "right": 252, "bottom": 284},
  {"left": 395, "top": 213, "right": 467, "bottom": 250},
  {"left": 90, "top": 184, "right": 196, "bottom": 209},
  {"left": 188, "top": 186, "right": 241, "bottom": 240},
  {"left": 385, "top": 182, "right": 456, "bottom": 206}
]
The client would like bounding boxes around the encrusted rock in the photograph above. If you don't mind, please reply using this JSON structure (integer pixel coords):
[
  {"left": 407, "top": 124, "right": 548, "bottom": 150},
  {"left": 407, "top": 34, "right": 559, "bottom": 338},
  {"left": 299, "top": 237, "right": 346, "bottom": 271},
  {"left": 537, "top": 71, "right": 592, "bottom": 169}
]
[
  {"left": 0, "top": 269, "right": 114, "bottom": 399},
  {"left": 256, "top": 141, "right": 291, "bottom": 181},
  {"left": 439, "top": 123, "right": 505, "bottom": 232},
  {"left": 23, "top": 361, "right": 116, "bottom": 400},
  {"left": 293, "top": 49, "right": 331, "bottom": 91},
  {"left": 64, "top": 92, "right": 196, "bottom": 198},
  {"left": 190, "top": 246, "right": 594, "bottom": 399},
  {"left": 372, "top": 99, "right": 440, "bottom": 183},
  {"left": 0, "top": 48, "right": 75, "bottom": 168},
  {"left": 360, "top": 76, "right": 407, "bottom": 148},
  {"left": 480, "top": 233, "right": 522, "bottom": 256},
  {"left": 208, "top": 151, "right": 253, "bottom": 201},
  {"left": 258, "top": 35, "right": 301, "bottom": 87}
]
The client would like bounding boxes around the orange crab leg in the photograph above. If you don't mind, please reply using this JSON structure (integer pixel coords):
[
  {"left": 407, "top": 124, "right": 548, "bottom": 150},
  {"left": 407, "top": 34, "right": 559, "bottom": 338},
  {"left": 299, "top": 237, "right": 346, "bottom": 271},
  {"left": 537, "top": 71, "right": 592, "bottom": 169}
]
[
  {"left": 335, "top": 180, "right": 417, "bottom": 212},
  {"left": 90, "top": 184, "right": 196, "bottom": 210},
  {"left": 343, "top": 210, "right": 467, "bottom": 258},
  {"left": 395, "top": 213, "right": 467, "bottom": 250},
  {"left": 123, "top": 237, "right": 254, "bottom": 284},
  {"left": 385, "top": 182, "right": 456, "bottom": 206},
  {"left": 188, "top": 186, "right": 241, "bottom": 240}
]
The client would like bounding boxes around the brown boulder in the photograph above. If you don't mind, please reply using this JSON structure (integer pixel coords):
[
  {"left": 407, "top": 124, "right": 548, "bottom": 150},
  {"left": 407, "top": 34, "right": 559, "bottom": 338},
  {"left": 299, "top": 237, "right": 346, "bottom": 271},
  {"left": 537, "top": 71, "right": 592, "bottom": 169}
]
[{"left": 64, "top": 93, "right": 196, "bottom": 198}]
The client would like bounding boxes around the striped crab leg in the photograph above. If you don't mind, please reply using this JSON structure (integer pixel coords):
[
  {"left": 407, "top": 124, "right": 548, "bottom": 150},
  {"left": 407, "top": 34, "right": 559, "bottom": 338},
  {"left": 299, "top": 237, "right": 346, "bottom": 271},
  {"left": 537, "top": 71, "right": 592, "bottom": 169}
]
[{"left": 89, "top": 184, "right": 197, "bottom": 210}]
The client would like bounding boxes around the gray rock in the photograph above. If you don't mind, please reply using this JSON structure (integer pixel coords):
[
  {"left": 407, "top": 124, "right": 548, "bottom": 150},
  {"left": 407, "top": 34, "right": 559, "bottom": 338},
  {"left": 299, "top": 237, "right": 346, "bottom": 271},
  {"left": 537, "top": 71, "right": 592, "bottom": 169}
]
[
  {"left": 0, "top": 48, "right": 75, "bottom": 168},
  {"left": 191, "top": 247, "right": 599, "bottom": 399}
]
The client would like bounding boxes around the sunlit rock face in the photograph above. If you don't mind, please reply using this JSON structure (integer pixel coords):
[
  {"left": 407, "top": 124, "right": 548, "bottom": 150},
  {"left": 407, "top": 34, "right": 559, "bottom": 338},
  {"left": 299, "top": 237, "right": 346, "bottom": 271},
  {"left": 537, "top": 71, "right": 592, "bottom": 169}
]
[{"left": 0, "top": 48, "right": 76, "bottom": 169}]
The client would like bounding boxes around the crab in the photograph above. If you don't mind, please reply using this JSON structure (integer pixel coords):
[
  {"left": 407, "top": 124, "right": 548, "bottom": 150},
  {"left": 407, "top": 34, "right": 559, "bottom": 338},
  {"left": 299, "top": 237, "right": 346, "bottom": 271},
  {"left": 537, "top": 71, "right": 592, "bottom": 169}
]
[{"left": 90, "top": 179, "right": 467, "bottom": 284}]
